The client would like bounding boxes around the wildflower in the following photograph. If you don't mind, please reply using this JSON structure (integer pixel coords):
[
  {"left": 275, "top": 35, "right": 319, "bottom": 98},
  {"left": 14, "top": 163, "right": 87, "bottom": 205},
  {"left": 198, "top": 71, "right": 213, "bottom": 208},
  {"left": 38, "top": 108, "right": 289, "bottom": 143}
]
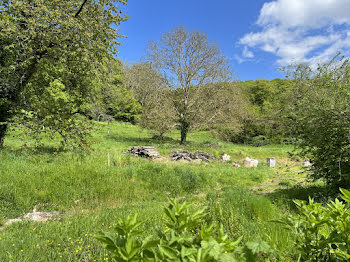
[{"left": 20, "top": 250, "right": 24, "bottom": 252}]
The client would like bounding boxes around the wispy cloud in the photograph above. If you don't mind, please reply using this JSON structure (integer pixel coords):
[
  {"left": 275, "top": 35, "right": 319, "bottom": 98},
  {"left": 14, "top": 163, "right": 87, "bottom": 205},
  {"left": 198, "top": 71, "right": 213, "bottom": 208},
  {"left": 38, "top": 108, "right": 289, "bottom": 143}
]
[{"left": 238, "top": 0, "right": 350, "bottom": 66}]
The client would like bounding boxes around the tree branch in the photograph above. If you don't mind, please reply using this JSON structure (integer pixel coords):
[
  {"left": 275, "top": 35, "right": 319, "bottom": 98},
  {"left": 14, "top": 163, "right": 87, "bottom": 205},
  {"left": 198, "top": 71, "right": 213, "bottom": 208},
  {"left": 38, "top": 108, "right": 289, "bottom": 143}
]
[{"left": 74, "top": 0, "right": 89, "bottom": 18}]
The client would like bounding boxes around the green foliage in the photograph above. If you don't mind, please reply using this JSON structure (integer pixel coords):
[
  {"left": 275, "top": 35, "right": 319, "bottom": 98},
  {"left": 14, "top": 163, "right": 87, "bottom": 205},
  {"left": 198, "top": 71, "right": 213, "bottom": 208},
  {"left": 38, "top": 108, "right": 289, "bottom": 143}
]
[
  {"left": 90, "top": 57, "right": 142, "bottom": 123},
  {"left": 96, "top": 199, "right": 273, "bottom": 261},
  {"left": 13, "top": 61, "right": 92, "bottom": 149},
  {"left": 0, "top": 0, "right": 127, "bottom": 147},
  {"left": 110, "top": 87, "right": 142, "bottom": 123},
  {"left": 214, "top": 79, "right": 294, "bottom": 145},
  {"left": 275, "top": 188, "right": 350, "bottom": 261},
  {"left": 284, "top": 55, "right": 350, "bottom": 185},
  {"left": 0, "top": 122, "right": 298, "bottom": 261}
]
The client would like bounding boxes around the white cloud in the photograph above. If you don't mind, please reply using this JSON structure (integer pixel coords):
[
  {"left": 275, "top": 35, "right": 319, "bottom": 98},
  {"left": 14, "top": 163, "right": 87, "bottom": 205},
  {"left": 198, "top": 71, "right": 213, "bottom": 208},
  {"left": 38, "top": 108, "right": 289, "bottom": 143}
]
[
  {"left": 239, "top": 0, "right": 350, "bottom": 66},
  {"left": 242, "top": 46, "right": 254, "bottom": 58}
]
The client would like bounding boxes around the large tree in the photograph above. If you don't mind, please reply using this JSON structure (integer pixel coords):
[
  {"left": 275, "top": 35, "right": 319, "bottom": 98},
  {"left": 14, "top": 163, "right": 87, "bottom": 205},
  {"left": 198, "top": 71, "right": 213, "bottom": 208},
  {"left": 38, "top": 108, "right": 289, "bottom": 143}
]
[
  {"left": 123, "top": 62, "right": 176, "bottom": 137},
  {"left": 0, "top": 0, "right": 127, "bottom": 147},
  {"left": 146, "top": 26, "right": 232, "bottom": 144}
]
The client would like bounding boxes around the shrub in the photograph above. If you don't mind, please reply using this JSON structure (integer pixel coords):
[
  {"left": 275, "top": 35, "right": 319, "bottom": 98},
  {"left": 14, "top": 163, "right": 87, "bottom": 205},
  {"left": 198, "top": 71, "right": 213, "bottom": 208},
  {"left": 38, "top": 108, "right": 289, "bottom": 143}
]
[
  {"left": 284, "top": 56, "right": 350, "bottom": 186},
  {"left": 275, "top": 188, "right": 350, "bottom": 261},
  {"left": 96, "top": 199, "right": 272, "bottom": 261}
]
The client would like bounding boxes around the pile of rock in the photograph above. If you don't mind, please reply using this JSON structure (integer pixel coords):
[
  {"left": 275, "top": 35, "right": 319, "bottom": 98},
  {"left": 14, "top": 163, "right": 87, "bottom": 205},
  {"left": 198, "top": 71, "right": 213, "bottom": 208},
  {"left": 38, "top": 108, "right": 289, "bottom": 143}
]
[
  {"left": 171, "top": 150, "right": 218, "bottom": 162},
  {"left": 128, "top": 146, "right": 161, "bottom": 159}
]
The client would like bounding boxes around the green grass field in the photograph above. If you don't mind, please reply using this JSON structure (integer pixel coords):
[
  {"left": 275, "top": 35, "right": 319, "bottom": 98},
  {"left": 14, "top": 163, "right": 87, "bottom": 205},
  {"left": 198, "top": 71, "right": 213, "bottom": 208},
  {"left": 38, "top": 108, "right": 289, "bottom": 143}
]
[{"left": 0, "top": 122, "right": 321, "bottom": 261}]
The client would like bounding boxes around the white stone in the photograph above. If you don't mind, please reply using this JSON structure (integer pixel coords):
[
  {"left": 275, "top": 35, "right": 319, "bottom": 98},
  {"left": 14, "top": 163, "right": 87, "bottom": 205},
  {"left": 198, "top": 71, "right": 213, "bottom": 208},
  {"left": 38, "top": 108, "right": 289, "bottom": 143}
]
[
  {"left": 221, "top": 154, "right": 231, "bottom": 161},
  {"left": 243, "top": 157, "right": 259, "bottom": 168},
  {"left": 302, "top": 159, "right": 312, "bottom": 167}
]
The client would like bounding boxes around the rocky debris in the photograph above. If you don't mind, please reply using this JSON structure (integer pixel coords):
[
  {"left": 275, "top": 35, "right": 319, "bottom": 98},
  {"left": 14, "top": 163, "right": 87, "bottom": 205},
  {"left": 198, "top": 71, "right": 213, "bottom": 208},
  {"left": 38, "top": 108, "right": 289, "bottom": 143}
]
[
  {"left": 171, "top": 150, "right": 218, "bottom": 162},
  {"left": 302, "top": 159, "right": 312, "bottom": 167},
  {"left": 1, "top": 209, "right": 60, "bottom": 230},
  {"left": 266, "top": 158, "right": 276, "bottom": 168},
  {"left": 221, "top": 154, "right": 231, "bottom": 162},
  {"left": 232, "top": 162, "right": 241, "bottom": 168},
  {"left": 127, "top": 146, "right": 161, "bottom": 159},
  {"left": 243, "top": 157, "right": 259, "bottom": 168}
]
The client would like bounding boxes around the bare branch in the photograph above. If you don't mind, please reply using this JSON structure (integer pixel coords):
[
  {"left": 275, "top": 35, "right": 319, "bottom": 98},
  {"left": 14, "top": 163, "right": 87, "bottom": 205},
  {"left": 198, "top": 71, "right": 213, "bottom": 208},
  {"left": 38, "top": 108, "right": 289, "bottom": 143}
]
[{"left": 75, "top": 0, "right": 89, "bottom": 18}]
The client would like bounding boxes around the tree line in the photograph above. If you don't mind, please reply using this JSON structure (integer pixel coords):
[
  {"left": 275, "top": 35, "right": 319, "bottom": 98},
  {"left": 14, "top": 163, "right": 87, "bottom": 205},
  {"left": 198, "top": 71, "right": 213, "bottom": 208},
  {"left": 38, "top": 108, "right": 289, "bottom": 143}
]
[{"left": 1, "top": 1, "right": 350, "bottom": 186}]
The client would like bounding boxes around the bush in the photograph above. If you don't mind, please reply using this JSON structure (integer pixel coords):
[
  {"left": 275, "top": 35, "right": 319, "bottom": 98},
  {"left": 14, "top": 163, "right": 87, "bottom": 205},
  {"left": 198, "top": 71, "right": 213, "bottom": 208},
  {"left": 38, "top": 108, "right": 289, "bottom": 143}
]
[
  {"left": 248, "top": 136, "right": 270, "bottom": 147},
  {"left": 275, "top": 188, "right": 350, "bottom": 261},
  {"left": 285, "top": 56, "right": 350, "bottom": 186},
  {"left": 96, "top": 199, "right": 273, "bottom": 261}
]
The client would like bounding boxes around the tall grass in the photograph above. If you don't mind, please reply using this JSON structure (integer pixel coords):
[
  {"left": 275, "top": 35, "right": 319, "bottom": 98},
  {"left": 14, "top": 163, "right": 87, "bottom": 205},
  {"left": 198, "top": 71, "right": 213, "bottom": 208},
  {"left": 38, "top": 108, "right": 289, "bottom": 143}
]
[{"left": 0, "top": 121, "right": 302, "bottom": 260}]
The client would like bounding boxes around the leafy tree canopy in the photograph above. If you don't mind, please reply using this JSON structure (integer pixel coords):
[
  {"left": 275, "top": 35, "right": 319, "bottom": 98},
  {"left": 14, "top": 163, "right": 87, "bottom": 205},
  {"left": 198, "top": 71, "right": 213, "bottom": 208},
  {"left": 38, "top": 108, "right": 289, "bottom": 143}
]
[{"left": 0, "top": 0, "right": 127, "bottom": 148}]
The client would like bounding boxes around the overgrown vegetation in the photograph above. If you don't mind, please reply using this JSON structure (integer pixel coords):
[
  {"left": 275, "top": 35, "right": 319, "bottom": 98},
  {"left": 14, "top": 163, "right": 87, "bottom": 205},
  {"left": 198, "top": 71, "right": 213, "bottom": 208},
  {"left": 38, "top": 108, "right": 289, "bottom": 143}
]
[
  {"left": 0, "top": 122, "right": 300, "bottom": 261},
  {"left": 1, "top": 1, "right": 350, "bottom": 261}
]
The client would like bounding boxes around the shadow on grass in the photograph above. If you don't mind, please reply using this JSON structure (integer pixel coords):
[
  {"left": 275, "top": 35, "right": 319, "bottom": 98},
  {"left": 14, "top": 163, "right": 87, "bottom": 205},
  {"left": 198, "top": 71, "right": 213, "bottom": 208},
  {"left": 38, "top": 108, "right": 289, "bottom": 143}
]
[
  {"left": 2, "top": 144, "right": 78, "bottom": 156},
  {"left": 105, "top": 134, "right": 202, "bottom": 147},
  {"left": 267, "top": 183, "right": 340, "bottom": 210}
]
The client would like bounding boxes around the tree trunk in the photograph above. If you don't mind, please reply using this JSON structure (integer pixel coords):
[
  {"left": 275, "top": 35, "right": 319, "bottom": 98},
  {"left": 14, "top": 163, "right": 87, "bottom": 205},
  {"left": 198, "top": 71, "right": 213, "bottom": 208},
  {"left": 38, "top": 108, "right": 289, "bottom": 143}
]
[
  {"left": 0, "top": 106, "right": 10, "bottom": 149},
  {"left": 180, "top": 128, "right": 187, "bottom": 144},
  {"left": 0, "top": 123, "right": 8, "bottom": 149},
  {"left": 180, "top": 119, "right": 189, "bottom": 144}
]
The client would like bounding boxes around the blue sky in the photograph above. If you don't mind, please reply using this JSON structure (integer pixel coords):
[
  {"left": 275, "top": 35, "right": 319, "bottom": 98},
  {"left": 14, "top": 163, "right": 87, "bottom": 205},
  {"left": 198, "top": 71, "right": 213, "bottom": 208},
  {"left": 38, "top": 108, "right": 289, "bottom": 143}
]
[{"left": 117, "top": 0, "right": 350, "bottom": 81}]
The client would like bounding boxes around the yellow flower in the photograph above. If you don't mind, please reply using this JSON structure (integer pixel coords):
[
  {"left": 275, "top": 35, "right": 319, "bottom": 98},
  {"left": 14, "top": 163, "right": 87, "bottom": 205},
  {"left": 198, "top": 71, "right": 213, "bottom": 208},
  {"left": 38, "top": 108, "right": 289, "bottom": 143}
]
[
  {"left": 0, "top": 237, "right": 2, "bottom": 240},
  {"left": 20, "top": 249, "right": 24, "bottom": 252}
]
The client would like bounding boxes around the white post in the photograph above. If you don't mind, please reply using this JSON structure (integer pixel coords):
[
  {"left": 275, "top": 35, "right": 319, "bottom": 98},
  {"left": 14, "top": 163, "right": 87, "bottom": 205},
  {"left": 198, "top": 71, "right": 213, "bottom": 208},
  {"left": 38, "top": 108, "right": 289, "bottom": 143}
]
[{"left": 266, "top": 158, "right": 275, "bottom": 168}]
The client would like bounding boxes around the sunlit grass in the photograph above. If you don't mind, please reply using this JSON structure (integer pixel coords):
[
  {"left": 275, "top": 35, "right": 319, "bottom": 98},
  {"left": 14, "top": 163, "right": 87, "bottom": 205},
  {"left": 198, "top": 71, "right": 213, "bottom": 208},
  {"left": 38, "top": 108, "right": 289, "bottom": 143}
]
[{"left": 0, "top": 121, "right": 305, "bottom": 260}]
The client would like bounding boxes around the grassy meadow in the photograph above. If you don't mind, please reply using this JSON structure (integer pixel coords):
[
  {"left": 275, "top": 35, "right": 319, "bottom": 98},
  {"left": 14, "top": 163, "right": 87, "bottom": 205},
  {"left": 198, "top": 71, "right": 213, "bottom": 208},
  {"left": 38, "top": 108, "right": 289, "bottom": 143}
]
[{"left": 0, "top": 122, "right": 323, "bottom": 261}]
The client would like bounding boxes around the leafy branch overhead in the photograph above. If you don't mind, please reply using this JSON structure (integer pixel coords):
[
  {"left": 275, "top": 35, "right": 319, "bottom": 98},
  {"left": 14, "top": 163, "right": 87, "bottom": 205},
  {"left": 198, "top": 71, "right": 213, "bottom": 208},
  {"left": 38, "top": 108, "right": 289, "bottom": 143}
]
[{"left": 0, "top": 0, "right": 127, "bottom": 148}]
